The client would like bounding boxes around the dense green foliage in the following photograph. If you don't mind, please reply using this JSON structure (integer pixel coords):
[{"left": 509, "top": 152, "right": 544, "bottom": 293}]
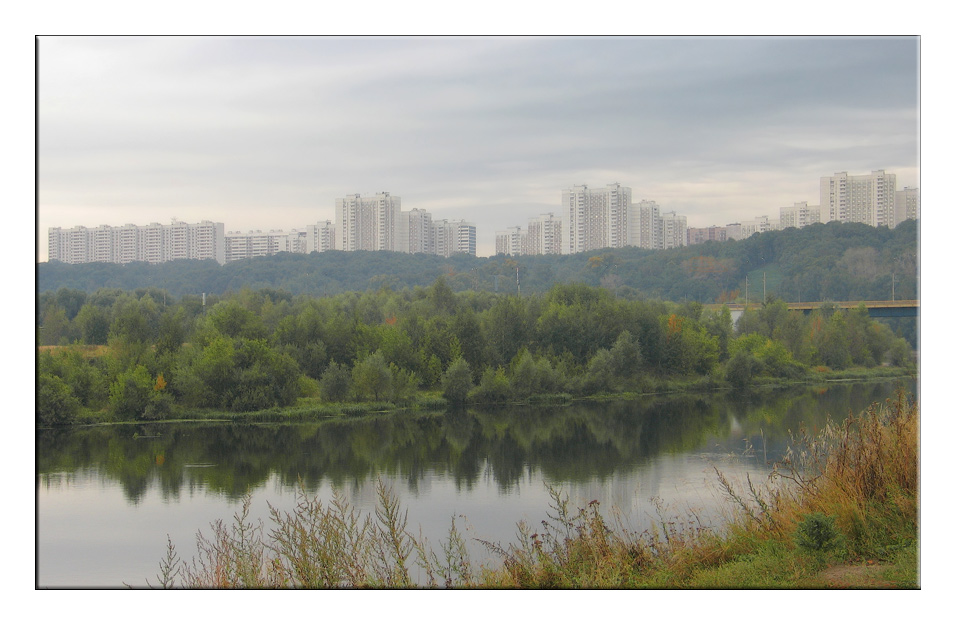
[
  {"left": 39, "top": 220, "right": 918, "bottom": 302},
  {"left": 37, "top": 270, "right": 915, "bottom": 424}
]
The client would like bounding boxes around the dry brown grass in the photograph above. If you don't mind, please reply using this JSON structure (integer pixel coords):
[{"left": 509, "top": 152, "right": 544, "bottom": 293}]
[{"left": 38, "top": 344, "right": 112, "bottom": 357}]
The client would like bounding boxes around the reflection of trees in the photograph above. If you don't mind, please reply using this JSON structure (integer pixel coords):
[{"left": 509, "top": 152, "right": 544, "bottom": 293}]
[{"left": 36, "top": 381, "right": 915, "bottom": 502}]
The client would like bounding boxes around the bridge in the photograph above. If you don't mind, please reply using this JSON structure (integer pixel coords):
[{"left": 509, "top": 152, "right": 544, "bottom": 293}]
[{"left": 706, "top": 300, "right": 919, "bottom": 319}]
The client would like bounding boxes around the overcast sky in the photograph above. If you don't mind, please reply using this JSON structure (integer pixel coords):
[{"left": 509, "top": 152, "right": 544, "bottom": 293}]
[{"left": 37, "top": 36, "right": 919, "bottom": 259}]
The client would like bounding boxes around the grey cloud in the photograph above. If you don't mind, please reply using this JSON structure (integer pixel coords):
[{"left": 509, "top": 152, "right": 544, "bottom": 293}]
[{"left": 38, "top": 36, "right": 919, "bottom": 257}]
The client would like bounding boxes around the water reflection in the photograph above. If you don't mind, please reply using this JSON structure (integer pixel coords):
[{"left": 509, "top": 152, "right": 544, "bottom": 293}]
[{"left": 37, "top": 380, "right": 914, "bottom": 505}]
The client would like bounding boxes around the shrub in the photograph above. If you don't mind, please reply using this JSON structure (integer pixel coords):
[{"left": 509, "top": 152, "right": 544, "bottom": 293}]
[{"left": 793, "top": 512, "right": 845, "bottom": 561}]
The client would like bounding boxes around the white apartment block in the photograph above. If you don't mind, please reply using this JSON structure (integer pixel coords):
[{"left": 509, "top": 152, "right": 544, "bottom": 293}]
[
  {"left": 496, "top": 226, "right": 525, "bottom": 257},
  {"left": 821, "top": 170, "right": 896, "bottom": 227},
  {"left": 48, "top": 220, "right": 225, "bottom": 265},
  {"left": 303, "top": 220, "right": 337, "bottom": 254},
  {"left": 660, "top": 212, "right": 688, "bottom": 249},
  {"left": 450, "top": 220, "right": 477, "bottom": 257},
  {"left": 225, "top": 229, "right": 305, "bottom": 263},
  {"left": 396, "top": 208, "right": 434, "bottom": 255},
  {"left": 335, "top": 192, "right": 401, "bottom": 252},
  {"left": 779, "top": 201, "right": 823, "bottom": 230},
  {"left": 632, "top": 200, "right": 661, "bottom": 250},
  {"left": 428, "top": 219, "right": 476, "bottom": 257},
  {"left": 727, "top": 215, "right": 780, "bottom": 240},
  {"left": 561, "top": 183, "right": 632, "bottom": 254},
  {"left": 895, "top": 187, "right": 920, "bottom": 226},
  {"left": 526, "top": 213, "right": 563, "bottom": 255}
]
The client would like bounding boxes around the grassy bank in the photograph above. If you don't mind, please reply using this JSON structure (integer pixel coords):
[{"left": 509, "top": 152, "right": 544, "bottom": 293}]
[{"left": 151, "top": 391, "right": 918, "bottom": 589}]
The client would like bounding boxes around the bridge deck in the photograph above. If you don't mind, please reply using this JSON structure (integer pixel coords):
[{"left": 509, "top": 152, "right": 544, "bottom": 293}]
[{"left": 704, "top": 300, "right": 919, "bottom": 315}]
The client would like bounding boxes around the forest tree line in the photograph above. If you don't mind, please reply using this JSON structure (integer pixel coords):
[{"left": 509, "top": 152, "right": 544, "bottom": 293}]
[
  {"left": 37, "top": 278, "right": 915, "bottom": 425},
  {"left": 38, "top": 220, "right": 918, "bottom": 304}
]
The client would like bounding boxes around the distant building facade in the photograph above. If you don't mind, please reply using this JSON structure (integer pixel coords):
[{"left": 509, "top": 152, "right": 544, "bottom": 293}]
[
  {"left": 779, "top": 201, "right": 823, "bottom": 230},
  {"left": 336, "top": 191, "right": 401, "bottom": 252},
  {"left": 561, "top": 183, "right": 632, "bottom": 254},
  {"left": 895, "top": 187, "right": 920, "bottom": 226},
  {"left": 525, "top": 213, "right": 563, "bottom": 255},
  {"left": 48, "top": 220, "right": 225, "bottom": 265},
  {"left": 660, "top": 211, "right": 688, "bottom": 249},
  {"left": 821, "top": 170, "right": 897, "bottom": 228},
  {"left": 687, "top": 225, "right": 728, "bottom": 246},
  {"left": 225, "top": 229, "right": 306, "bottom": 263},
  {"left": 495, "top": 226, "right": 525, "bottom": 257},
  {"left": 304, "top": 220, "right": 337, "bottom": 254}
]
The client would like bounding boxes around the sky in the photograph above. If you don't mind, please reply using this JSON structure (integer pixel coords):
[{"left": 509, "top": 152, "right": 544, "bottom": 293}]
[{"left": 37, "top": 36, "right": 919, "bottom": 259}]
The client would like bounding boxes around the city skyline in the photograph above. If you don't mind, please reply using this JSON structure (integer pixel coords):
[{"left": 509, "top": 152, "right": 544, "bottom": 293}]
[{"left": 38, "top": 36, "right": 919, "bottom": 260}]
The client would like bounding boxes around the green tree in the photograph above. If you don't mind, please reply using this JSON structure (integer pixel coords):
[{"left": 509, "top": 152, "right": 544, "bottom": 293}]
[
  {"left": 37, "top": 372, "right": 81, "bottom": 425},
  {"left": 580, "top": 348, "right": 616, "bottom": 394},
  {"left": 351, "top": 352, "right": 393, "bottom": 402},
  {"left": 39, "top": 305, "right": 70, "bottom": 345},
  {"left": 109, "top": 365, "right": 158, "bottom": 420},
  {"left": 725, "top": 349, "right": 755, "bottom": 388},
  {"left": 816, "top": 311, "right": 852, "bottom": 370},
  {"left": 204, "top": 300, "right": 267, "bottom": 341},
  {"left": 441, "top": 357, "right": 474, "bottom": 405},
  {"left": 608, "top": 330, "right": 642, "bottom": 380},
  {"left": 470, "top": 367, "right": 511, "bottom": 404},
  {"left": 319, "top": 361, "right": 352, "bottom": 402},
  {"left": 75, "top": 303, "right": 111, "bottom": 345},
  {"left": 888, "top": 337, "right": 914, "bottom": 367},
  {"left": 156, "top": 309, "right": 188, "bottom": 355}
]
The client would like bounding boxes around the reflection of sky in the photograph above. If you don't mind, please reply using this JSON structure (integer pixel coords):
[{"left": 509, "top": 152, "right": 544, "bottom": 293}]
[{"left": 37, "top": 451, "right": 770, "bottom": 588}]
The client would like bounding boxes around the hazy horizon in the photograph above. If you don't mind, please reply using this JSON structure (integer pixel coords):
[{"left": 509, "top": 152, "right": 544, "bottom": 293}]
[{"left": 38, "top": 36, "right": 920, "bottom": 260}]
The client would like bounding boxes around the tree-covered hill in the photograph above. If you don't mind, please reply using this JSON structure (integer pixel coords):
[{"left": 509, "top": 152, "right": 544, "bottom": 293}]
[{"left": 38, "top": 220, "right": 918, "bottom": 303}]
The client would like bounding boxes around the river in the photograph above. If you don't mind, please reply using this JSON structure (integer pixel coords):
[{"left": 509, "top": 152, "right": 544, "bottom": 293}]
[{"left": 36, "top": 379, "right": 914, "bottom": 588}]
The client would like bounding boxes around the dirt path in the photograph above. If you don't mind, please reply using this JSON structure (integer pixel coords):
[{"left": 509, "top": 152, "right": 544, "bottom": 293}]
[{"left": 820, "top": 563, "right": 899, "bottom": 589}]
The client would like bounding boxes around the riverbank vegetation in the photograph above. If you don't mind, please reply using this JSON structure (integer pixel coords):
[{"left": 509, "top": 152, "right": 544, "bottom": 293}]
[
  {"left": 149, "top": 392, "right": 918, "bottom": 589},
  {"left": 37, "top": 279, "right": 915, "bottom": 426}
]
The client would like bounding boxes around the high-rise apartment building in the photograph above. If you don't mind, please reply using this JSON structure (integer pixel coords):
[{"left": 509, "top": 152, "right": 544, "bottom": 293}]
[
  {"left": 779, "top": 201, "right": 823, "bottom": 230},
  {"left": 335, "top": 192, "right": 401, "bottom": 252},
  {"left": 396, "top": 208, "right": 434, "bottom": 255},
  {"left": 304, "top": 220, "right": 337, "bottom": 254},
  {"left": 821, "top": 170, "right": 897, "bottom": 227},
  {"left": 48, "top": 220, "right": 225, "bottom": 265},
  {"left": 632, "top": 200, "right": 661, "bottom": 250},
  {"left": 895, "top": 187, "right": 920, "bottom": 226},
  {"left": 561, "top": 183, "right": 632, "bottom": 254},
  {"left": 660, "top": 212, "right": 688, "bottom": 249},
  {"left": 224, "top": 229, "right": 305, "bottom": 263},
  {"left": 496, "top": 226, "right": 525, "bottom": 257},
  {"left": 430, "top": 219, "right": 476, "bottom": 257},
  {"left": 451, "top": 220, "right": 477, "bottom": 257},
  {"left": 526, "top": 213, "right": 563, "bottom": 255}
]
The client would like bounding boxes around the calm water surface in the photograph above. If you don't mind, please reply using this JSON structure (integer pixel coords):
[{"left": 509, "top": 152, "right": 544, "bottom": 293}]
[{"left": 36, "top": 380, "right": 914, "bottom": 588}]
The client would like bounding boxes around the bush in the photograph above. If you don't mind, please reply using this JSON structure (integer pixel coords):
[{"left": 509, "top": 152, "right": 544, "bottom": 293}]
[
  {"left": 794, "top": 512, "right": 845, "bottom": 563},
  {"left": 470, "top": 367, "right": 511, "bottom": 404}
]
